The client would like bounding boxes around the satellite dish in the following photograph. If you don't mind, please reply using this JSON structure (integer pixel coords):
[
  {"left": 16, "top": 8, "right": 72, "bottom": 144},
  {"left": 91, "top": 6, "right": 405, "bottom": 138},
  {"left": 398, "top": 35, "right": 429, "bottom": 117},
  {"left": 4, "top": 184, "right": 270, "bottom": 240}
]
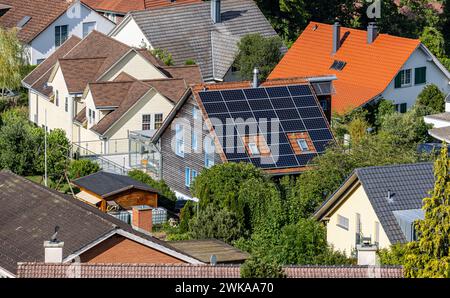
[{"left": 210, "top": 254, "right": 217, "bottom": 266}]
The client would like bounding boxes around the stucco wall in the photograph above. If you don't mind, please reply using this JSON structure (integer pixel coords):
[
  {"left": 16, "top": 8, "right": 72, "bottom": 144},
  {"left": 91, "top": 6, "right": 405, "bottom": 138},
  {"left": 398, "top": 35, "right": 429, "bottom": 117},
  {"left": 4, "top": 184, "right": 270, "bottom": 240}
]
[
  {"left": 110, "top": 17, "right": 151, "bottom": 49},
  {"left": 382, "top": 47, "right": 450, "bottom": 109},
  {"left": 29, "top": 2, "right": 114, "bottom": 65},
  {"left": 326, "top": 183, "right": 391, "bottom": 256}
]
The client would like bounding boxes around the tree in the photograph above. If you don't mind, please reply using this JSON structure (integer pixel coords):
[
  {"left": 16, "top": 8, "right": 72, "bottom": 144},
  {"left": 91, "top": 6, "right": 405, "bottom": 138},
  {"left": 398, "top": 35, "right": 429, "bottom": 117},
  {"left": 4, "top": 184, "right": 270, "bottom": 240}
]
[
  {"left": 416, "top": 84, "right": 446, "bottom": 113},
  {"left": 45, "top": 129, "right": 70, "bottom": 183},
  {"left": 404, "top": 145, "right": 450, "bottom": 278},
  {"left": 234, "top": 34, "right": 283, "bottom": 81},
  {"left": 188, "top": 204, "right": 245, "bottom": 244},
  {"left": 68, "top": 159, "right": 100, "bottom": 180},
  {"left": 0, "top": 28, "right": 23, "bottom": 98},
  {"left": 150, "top": 48, "right": 173, "bottom": 66},
  {"left": 347, "top": 116, "right": 369, "bottom": 145},
  {"left": 241, "top": 256, "right": 286, "bottom": 278},
  {"left": 444, "top": 0, "right": 450, "bottom": 54},
  {"left": 420, "top": 27, "right": 446, "bottom": 59},
  {"left": 378, "top": 243, "right": 407, "bottom": 265}
]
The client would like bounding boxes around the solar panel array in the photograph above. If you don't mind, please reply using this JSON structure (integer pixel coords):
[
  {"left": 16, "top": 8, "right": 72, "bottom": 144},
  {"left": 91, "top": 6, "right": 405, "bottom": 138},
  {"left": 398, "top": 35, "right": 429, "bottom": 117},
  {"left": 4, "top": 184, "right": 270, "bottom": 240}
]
[{"left": 198, "top": 85, "right": 334, "bottom": 170}]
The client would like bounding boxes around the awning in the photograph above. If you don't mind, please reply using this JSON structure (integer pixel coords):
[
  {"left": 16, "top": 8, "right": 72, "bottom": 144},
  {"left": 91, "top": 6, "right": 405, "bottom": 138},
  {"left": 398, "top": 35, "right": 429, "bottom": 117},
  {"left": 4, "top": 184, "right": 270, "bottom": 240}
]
[{"left": 76, "top": 191, "right": 102, "bottom": 206}]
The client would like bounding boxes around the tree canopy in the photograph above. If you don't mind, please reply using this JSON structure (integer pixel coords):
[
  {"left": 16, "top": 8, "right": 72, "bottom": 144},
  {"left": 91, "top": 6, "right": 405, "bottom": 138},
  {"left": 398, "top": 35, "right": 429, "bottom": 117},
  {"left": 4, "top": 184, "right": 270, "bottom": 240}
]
[{"left": 0, "top": 28, "right": 23, "bottom": 98}]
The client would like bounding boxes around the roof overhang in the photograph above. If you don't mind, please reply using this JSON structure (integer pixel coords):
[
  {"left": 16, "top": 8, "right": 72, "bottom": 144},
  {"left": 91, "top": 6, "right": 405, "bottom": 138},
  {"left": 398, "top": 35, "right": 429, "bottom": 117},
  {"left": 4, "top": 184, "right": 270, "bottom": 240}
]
[
  {"left": 419, "top": 44, "right": 450, "bottom": 81},
  {"left": 0, "top": 266, "right": 16, "bottom": 278}
]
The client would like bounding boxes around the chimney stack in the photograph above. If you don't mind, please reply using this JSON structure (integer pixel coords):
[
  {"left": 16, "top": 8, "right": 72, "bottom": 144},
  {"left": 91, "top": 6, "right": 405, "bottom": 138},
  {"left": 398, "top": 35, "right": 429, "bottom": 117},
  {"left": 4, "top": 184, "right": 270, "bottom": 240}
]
[
  {"left": 44, "top": 241, "right": 64, "bottom": 263},
  {"left": 332, "top": 21, "right": 341, "bottom": 54},
  {"left": 211, "top": 0, "right": 221, "bottom": 24},
  {"left": 252, "top": 67, "right": 260, "bottom": 88},
  {"left": 356, "top": 242, "right": 378, "bottom": 266},
  {"left": 132, "top": 205, "right": 153, "bottom": 234},
  {"left": 367, "top": 22, "right": 378, "bottom": 44}
]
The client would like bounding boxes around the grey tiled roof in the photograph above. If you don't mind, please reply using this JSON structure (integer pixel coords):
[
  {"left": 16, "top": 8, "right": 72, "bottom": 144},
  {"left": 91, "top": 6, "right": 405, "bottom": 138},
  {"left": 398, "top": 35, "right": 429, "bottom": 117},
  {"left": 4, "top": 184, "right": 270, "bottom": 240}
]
[
  {"left": 355, "top": 163, "right": 435, "bottom": 244},
  {"left": 130, "top": 0, "right": 279, "bottom": 81}
]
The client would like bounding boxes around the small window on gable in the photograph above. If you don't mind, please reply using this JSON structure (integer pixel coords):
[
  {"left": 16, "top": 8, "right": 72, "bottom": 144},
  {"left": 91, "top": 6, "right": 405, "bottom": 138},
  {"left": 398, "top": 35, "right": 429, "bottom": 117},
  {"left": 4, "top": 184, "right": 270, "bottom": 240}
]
[
  {"left": 154, "top": 113, "right": 163, "bottom": 129},
  {"left": 288, "top": 132, "right": 316, "bottom": 155},
  {"left": 337, "top": 215, "right": 349, "bottom": 230}
]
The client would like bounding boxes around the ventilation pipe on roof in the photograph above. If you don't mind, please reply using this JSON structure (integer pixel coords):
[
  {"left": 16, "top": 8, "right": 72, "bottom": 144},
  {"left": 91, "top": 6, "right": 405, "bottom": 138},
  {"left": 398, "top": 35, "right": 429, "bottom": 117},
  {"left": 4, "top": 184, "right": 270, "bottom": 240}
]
[
  {"left": 332, "top": 21, "right": 341, "bottom": 54},
  {"left": 367, "top": 22, "right": 378, "bottom": 44},
  {"left": 211, "top": 0, "right": 221, "bottom": 24},
  {"left": 252, "top": 68, "right": 260, "bottom": 88}
]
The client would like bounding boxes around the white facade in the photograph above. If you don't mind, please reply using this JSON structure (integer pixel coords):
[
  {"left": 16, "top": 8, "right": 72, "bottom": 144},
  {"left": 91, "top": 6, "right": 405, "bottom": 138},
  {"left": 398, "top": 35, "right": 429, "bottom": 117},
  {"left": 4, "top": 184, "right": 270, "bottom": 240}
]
[
  {"left": 27, "top": 1, "right": 115, "bottom": 65},
  {"left": 382, "top": 46, "right": 450, "bottom": 110},
  {"left": 110, "top": 17, "right": 150, "bottom": 49}
]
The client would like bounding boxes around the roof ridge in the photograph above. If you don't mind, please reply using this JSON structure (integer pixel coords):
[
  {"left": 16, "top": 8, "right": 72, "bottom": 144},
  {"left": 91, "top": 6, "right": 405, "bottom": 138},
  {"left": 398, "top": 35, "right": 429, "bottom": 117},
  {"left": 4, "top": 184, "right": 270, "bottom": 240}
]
[{"left": 356, "top": 162, "right": 434, "bottom": 174}]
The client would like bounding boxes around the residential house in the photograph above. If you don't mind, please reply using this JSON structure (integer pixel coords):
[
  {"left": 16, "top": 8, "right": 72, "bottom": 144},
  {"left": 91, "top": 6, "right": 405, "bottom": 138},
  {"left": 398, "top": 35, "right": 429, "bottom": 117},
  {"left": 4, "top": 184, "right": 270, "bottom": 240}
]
[
  {"left": 72, "top": 171, "right": 159, "bottom": 212},
  {"left": 313, "top": 163, "right": 434, "bottom": 256},
  {"left": 269, "top": 21, "right": 450, "bottom": 115},
  {"left": 424, "top": 94, "right": 450, "bottom": 143},
  {"left": 151, "top": 76, "right": 336, "bottom": 199},
  {"left": 22, "top": 30, "right": 202, "bottom": 173},
  {"left": 0, "top": 170, "right": 204, "bottom": 278},
  {"left": 0, "top": 0, "right": 115, "bottom": 65},
  {"left": 17, "top": 263, "right": 404, "bottom": 278},
  {"left": 82, "top": 0, "right": 202, "bottom": 24},
  {"left": 109, "top": 0, "right": 280, "bottom": 82}
]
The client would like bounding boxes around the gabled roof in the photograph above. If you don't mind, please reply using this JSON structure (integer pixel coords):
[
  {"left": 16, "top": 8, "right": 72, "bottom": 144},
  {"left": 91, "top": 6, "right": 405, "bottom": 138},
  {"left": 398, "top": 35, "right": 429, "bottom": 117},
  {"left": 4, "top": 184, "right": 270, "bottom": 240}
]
[
  {"left": 123, "top": 0, "right": 279, "bottom": 81},
  {"left": 0, "top": 170, "right": 199, "bottom": 276},
  {"left": 314, "top": 163, "right": 435, "bottom": 244},
  {"left": 72, "top": 171, "right": 158, "bottom": 198},
  {"left": 269, "top": 22, "right": 425, "bottom": 114},
  {"left": 58, "top": 57, "right": 106, "bottom": 94},
  {"left": 82, "top": 0, "right": 201, "bottom": 14}
]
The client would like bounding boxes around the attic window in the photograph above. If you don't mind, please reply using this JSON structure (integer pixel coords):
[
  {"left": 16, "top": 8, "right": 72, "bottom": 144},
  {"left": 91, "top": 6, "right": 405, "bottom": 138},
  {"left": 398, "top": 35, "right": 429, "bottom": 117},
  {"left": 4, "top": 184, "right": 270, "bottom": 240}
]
[
  {"left": 17, "top": 16, "right": 31, "bottom": 29},
  {"left": 242, "top": 135, "right": 270, "bottom": 157},
  {"left": 288, "top": 132, "right": 316, "bottom": 155},
  {"left": 330, "top": 60, "right": 347, "bottom": 71}
]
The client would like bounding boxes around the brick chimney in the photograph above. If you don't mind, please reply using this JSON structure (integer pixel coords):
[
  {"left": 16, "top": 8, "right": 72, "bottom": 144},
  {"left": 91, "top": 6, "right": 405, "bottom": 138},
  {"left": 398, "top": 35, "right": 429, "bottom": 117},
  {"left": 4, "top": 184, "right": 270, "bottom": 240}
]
[
  {"left": 44, "top": 241, "right": 64, "bottom": 263},
  {"left": 132, "top": 205, "right": 153, "bottom": 234}
]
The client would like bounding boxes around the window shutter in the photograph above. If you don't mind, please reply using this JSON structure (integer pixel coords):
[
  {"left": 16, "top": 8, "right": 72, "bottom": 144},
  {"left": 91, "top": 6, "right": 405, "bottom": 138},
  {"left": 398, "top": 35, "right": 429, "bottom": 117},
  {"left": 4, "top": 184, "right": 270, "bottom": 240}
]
[
  {"left": 394, "top": 72, "right": 402, "bottom": 88},
  {"left": 415, "top": 67, "right": 426, "bottom": 85}
]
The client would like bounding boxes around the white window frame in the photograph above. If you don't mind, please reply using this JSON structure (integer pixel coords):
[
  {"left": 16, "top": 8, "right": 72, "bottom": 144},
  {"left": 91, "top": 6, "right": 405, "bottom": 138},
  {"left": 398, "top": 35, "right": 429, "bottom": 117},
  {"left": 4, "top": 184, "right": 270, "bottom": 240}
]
[
  {"left": 82, "top": 21, "right": 96, "bottom": 38},
  {"left": 185, "top": 167, "right": 191, "bottom": 187},
  {"left": 55, "top": 25, "right": 68, "bottom": 47},
  {"left": 154, "top": 113, "right": 163, "bottom": 130},
  {"left": 337, "top": 214, "right": 349, "bottom": 231},
  {"left": 64, "top": 97, "right": 68, "bottom": 112},
  {"left": 204, "top": 137, "right": 215, "bottom": 168},
  {"left": 192, "top": 131, "right": 198, "bottom": 152},
  {"left": 400, "top": 69, "right": 412, "bottom": 87},
  {"left": 297, "top": 139, "right": 309, "bottom": 152},
  {"left": 248, "top": 142, "right": 260, "bottom": 155},
  {"left": 142, "top": 114, "right": 152, "bottom": 131},
  {"left": 175, "top": 124, "right": 185, "bottom": 157}
]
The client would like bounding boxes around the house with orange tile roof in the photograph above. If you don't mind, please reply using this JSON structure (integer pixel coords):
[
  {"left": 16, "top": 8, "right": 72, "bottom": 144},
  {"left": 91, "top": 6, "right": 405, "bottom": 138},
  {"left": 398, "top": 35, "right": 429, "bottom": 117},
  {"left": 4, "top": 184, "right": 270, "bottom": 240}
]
[
  {"left": 269, "top": 21, "right": 450, "bottom": 115},
  {"left": 22, "top": 30, "right": 202, "bottom": 175},
  {"left": 0, "top": 0, "right": 115, "bottom": 65}
]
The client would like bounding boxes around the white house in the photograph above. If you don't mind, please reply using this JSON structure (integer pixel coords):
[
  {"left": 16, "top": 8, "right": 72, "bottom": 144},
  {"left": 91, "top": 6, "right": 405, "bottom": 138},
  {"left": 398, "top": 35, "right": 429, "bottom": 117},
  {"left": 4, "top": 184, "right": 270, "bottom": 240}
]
[
  {"left": 424, "top": 94, "right": 450, "bottom": 143},
  {"left": 22, "top": 31, "right": 202, "bottom": 173},
  {"left": 269, "top": 21, "right": 450, "bottom": 115},
  {"left": 0, "top": 0, "right": 115, "bottom": 65}
]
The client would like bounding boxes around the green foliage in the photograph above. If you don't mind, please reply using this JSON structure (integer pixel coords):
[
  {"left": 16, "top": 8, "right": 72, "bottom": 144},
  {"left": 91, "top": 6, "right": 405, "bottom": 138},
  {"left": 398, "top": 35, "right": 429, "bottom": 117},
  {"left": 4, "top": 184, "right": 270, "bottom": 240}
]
[
  {"left": 404, "top": 145, "right": 450, "bottom": 278},
  {"left": 378, "top": 243, "right": 407, "bottom": 266},
  {"left": 45, "top": 129, "right": 70, "bottom": 182},
  {"left": 234, "top": 33, "right": 283, "bottom": 81},
  {"left": 179, "top": 200, "right": 195, "bottom": 233},
  {"left": 150, "top": 48, "right": 173, "bottom": 66},
  {"left": 188, "top": 204, "right": 245, "bottom": 244},
  {"left": 184, "top": 59, "right": 196, "bottom": 65},
  {"left": 416, "top": 84, "right": 446, "bottom": 113},
  {"left": 240, "top": 256, "right": 286, "bottom": 278},
  {"left": 347, "top": 116, "right": 369, "bottom": 145},
  {"left": 67, "top": 159, "right": 100, "bottom": 180},
  {"left": 420, "top": 27, "right": 446, "bottom": 58},
  {"left": 191, "top": 163, "right": 282, "bottom": 234},
  {"left": 128, "top": 169, "right": 177, "bottom": 210},
  {"left": 0, "top": 28, "right": 23, "bottom": 97}
]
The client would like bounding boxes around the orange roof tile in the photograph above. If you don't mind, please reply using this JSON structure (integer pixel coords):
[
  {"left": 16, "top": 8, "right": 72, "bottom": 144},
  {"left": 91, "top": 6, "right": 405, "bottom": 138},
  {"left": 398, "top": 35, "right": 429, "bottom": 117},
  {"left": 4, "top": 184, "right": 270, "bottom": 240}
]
[
  {"left": 269, "top": 22, "right": 421, "bottom": 114},
  {"left": 82, "top": 0, "right": 201, "bottom": 14}
]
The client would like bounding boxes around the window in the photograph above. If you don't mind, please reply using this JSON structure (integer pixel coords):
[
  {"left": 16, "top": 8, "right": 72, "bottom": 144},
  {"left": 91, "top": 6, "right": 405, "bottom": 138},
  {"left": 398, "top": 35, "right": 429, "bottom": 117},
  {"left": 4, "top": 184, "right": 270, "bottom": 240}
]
[
  {"left": 175, "top": 124, "right": 185, "bottom": 157},
  {"left": 374, "top": 221, "right": 380, "bottom": 245},
  {"left": 88, "top": 109, "right": 95, "bottom": 124},
  {"left": 192, "top": 132, "right": 198, "bottom": 151},
  {"left": 185, "top": 167, "right": 191, "bottom": 187},
  {"left": 193, "top": 107, "right": 200, "bottom": 120},
  {"left": 395, "top": 103, "right": 407, "bottom": 113},
  {"left": 320, "top": 100, "right": 328, "bottom": 111},
  {"left": 356, "top": 213, "right": 361, "bottom": 245},
  {"left": 204, "top": 137, "right": 215, "bottom": 168},
  {"left": 248, "top": 143, "right": 260, "bottom": 155},
  {"left": 337, "top": 214, "right": 349, "bottom": 230},
  {"left": 154, "top": 113, "right": 163, "bottom": 129},
  {"left": 192, "top": 170, "right": 198, "bottom": 181},
  {"left": 64, "top": 97, "right": 68, "bottom": 112},
  {"left": 104, "top": 13, "right": 117, "bottom": 23},
  {"left": 55, "top": 25, "right": 68, "bottom": 47},
  {"left": 82, "top": 21, "right": 96, "bottom": 38},
  {"left": 297, "top": 139, "right": 309, "bottom": 152},
  {"left": 395, "top": 69, "right": 412, "bottom": 88},
  {"left": 142, "top": 114, "right": 152, "bottom": 130},
  {"left": 36, "top": 59, "right": 45, "bottom": 65},
  {"left": 92, "top": 110, "right": 96, "bottom": 123},
  {"left": 330, "top": 60, "right": 347, "bottom": 71},
  {"left": 415, "top": 67, "right": 427, "bottom": 85},
  {"left": 88, "top": 109, "right": 92, "bottom": 123}
]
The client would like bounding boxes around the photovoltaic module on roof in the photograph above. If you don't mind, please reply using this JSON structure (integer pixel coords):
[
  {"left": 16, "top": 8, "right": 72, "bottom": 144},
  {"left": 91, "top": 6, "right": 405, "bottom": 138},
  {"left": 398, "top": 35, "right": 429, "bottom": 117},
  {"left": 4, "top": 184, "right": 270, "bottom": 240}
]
[{"left": 198, "top": 84, "right": 334, "bottom": 171}]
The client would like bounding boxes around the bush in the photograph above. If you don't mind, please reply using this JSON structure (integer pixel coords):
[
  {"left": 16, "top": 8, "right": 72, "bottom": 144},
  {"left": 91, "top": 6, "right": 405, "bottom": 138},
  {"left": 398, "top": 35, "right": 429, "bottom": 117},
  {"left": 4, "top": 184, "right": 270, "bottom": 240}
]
[
  {"left": 416, "top": 84, "right": 445, "bottom": 113},
  {"left": 68, "top": 159, "right": 100, "bottom": 180},
  {"left": 241, "top": 256, "right": 286, "bottom": 278},
  {"left": 184, "top": 59, "right": 196, "bottom": 65},
  {"left": 378, "top": 244, "right": 407, "bottom": 266},
  {"left": 150, "top": 48, "right": 173, "bottom": 66}
]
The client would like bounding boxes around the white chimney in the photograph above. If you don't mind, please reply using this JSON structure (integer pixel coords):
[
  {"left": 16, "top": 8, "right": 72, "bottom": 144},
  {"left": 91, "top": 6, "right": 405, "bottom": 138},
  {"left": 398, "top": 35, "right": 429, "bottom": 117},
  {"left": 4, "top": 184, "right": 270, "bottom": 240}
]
[
  {"left": 357, "top": 244, "right": 378, "bottom": 266},
  {"left": 44, "top": 241, "right": 64, "bottom": 263},
  {"left": 211, "top": 0, "right": 221, "bottom": 24},
  {"left": 252, "top": 67, "right": 260, "bottom": 88}
]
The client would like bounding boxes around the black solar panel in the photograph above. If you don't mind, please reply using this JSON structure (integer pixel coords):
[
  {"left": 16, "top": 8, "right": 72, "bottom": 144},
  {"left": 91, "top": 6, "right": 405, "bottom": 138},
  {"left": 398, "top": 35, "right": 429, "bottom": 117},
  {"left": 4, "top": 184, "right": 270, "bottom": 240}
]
[{"left": 198, "top": 84, "right": 334, "bottom": 171}]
